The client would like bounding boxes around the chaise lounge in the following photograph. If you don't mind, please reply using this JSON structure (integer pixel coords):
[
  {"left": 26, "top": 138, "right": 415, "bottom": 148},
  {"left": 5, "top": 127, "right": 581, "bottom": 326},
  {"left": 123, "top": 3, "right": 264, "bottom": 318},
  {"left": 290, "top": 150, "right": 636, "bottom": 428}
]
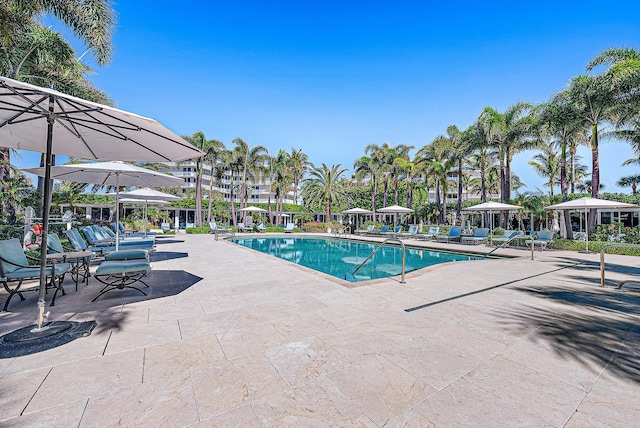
[{"left": 436, "top": 227, "right": 462, "bottom": 243}]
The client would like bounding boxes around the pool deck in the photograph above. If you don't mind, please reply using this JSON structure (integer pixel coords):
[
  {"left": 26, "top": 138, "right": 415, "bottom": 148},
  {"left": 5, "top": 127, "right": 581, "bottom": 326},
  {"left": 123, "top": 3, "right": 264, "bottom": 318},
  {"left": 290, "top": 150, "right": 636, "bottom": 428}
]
[{"left": 1, "top": 232, "right": 639, "bottom": 426}]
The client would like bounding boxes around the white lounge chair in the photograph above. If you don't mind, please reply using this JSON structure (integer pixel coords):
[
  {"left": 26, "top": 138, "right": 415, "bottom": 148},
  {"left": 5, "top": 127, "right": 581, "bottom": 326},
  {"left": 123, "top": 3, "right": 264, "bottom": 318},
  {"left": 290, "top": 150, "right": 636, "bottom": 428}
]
[{"left": 284, "top": 223, "right": 295, "bottom": 233}]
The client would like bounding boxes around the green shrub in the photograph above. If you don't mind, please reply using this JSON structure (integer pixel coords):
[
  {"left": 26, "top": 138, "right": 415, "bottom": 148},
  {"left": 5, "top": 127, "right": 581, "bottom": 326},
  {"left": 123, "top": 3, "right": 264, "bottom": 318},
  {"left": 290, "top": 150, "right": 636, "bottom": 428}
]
[
  {"left": 185, "top": 227, "right": 210, "bottom": 234},
  {"left": 550, "top": 239, "right": 640, "bottom": 256}
]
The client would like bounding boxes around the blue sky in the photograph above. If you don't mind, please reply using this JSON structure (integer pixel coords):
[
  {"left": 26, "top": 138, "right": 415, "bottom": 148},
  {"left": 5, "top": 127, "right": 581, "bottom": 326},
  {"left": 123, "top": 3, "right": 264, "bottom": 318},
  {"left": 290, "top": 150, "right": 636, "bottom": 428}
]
[{"left": 18, "top": 1, "right": 640, "bottom": 194}]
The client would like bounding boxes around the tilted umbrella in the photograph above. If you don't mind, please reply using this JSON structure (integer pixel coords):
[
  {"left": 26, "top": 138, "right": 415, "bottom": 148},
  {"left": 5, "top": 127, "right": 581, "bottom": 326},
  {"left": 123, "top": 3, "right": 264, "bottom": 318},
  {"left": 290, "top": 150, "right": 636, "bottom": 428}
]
[
  {"left": 110, "top": 188, "right": 180, "bottom": 237},
  {"left": 24, "top": 162, "right": 183, "bottom": 247},
  {"left": 462, "top": 201, "right": 523, "bottom": 236},
  {"left": 545, "top": 197, "right": 638, "bottom": 252},
  {"left": 0, "top": 76, "right": 203, "bottom": 332}
]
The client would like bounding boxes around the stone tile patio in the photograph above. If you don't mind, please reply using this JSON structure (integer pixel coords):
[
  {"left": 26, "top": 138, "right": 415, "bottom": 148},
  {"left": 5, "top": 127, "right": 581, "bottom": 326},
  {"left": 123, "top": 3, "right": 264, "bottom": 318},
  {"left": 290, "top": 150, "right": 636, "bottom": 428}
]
[{"left": 0, "top": 233, "right": 638, "bottom": 426}]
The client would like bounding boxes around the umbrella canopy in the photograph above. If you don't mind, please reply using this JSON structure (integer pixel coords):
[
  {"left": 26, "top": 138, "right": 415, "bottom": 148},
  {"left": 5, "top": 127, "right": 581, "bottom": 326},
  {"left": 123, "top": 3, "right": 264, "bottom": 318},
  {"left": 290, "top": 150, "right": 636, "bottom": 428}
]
[
  {"left": 112, "top": 187, "right": 181, "bottom": 201},
  {"left": 343, "top": 207, "right": 373, "bottom": 214},
  {"left": 239, "top": 206, "right": 268, "bottom": 213},
  {"left": 377, "top": 205, "right": 414, "bottom": 228},
  {"left": 544, "top": 197, "right": 638, "bottom": 210},
  {"left": 1, "top": 76, "right": 202, "bottom": 330},
  {"left": 462, "top": 202, "right": 523, "bottom": 234},
  {"left": 462, "top": 201, "right": 523, "bottom": 211},
  {"left": 343, "top": 207, "right": 373, "bottom": 228},
  {"left": 545, "top": 197, "right": 638, "bottom": 252},
  {"left": 119, "top": 198, "right": 169, "bottom": 204},
  {"left": 25, "top": 162, "right": 183, "bottom": 245},
  {"left": 377, "top": 205, "right": 414, "bottom": 213},
  {"left": 0, "top": 77, "right": 201, "bottom": 162}
]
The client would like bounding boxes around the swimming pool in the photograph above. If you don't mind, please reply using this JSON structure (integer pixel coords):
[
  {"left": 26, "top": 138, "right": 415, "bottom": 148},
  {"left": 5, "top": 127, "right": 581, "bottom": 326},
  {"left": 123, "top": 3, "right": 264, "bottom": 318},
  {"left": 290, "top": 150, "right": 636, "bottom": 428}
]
[{"left": 229, "top": 236, "right": 483, "bottom": 282}]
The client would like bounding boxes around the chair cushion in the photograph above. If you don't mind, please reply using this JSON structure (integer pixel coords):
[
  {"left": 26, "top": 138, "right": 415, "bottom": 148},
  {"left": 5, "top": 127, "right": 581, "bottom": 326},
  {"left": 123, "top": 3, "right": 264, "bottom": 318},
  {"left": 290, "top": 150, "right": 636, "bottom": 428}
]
[
  {"left": 0, "top": 239, "right": 29, "bottom": 274},
  {"left": 5, "top": 263, "right": 71, "bottom": 280},
  {"left": 105, "top": 250, "right": 148, "bottom": 261},
  {"left": 96, "top": 260, "right": 150, "bottom": 276}
]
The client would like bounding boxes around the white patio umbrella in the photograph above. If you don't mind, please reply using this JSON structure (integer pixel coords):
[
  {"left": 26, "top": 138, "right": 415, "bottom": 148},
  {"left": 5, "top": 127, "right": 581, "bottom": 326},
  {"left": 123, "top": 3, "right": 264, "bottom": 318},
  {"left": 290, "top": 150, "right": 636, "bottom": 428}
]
[
  {"left": 545, "top": 197, "right": 638, "bottom": 252},
  {"left": 25, "top": 162, "right": 183, "bottom": 247},
  {"left": 462, "top": 201, "right": 523, "bottom": 236},
  {"left": 0, "top": 77, "right": 203, "bottom": 331},
  {"left": 110, "top": 188, "right": 180, "bottom": 237},
  {"left": 343, "top": 207, "right": 373, "bottom": 228},
  {"left": 377, "top": 205, "right": 414, "bottom": 228},
  {"left": 239, "top": 206, "right": 268, "bottom": 213}
]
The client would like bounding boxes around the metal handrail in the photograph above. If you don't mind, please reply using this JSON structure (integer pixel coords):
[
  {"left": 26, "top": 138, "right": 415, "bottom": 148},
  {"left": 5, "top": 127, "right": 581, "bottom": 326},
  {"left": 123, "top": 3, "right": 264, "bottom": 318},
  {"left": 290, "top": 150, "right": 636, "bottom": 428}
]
[
  {"left": 483, "top": 232, "right": 521, "bottom": 258},
  {"left": 334, "top": 225, "right": 349, "bottom": 239},
  {"left": 599, "top": 244, "right": 640, "bottom": 287},
  {"left": 350, "top": 237, "right": 406, "bottom": 283}
]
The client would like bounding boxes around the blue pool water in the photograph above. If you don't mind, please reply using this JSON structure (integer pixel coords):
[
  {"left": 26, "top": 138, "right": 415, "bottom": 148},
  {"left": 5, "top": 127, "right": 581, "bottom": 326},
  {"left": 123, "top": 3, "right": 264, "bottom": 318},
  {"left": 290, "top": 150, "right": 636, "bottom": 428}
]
[{"left": 230, "top": 237, "right": 483, "bottom": 282}]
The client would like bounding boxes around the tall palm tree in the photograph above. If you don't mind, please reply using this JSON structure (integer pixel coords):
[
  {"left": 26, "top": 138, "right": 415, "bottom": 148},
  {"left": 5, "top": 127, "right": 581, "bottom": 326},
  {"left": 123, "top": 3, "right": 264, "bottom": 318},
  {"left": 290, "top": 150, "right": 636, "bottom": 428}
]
[
  {"left": 302, "top": 164, "right": 348, "bottom": 222},
  {"left": 392, "top": 157, "right": 424, "bottom": 209},
  {"left": 270, "top": 150, "right": 291, "bottom": 226},
  {"left": 480, "top": 103, "right": 538, "bottom": 225},
  {"left": 287, "top": 148, "right": 310, "bottom": 204},
  {"left": 417, "top": 136, "right": 454, "bottom": 223},
  {"left": 203, "top": 139, "right": 226, "bottom": 223},
  {"left": 529, "top": 144, "right": 560, "bottom": 196},
  {"left": 354, "top": 155, "right": 382, "bottom": 217},
  {"left": 231, "top": 138, "right": 268, "bottom": 219},
  {"left": 617, "top": 174, "right": 640, "bottom": 195},
  {"left": 182, "top": 131, "right": 214, "bottom": 227}
]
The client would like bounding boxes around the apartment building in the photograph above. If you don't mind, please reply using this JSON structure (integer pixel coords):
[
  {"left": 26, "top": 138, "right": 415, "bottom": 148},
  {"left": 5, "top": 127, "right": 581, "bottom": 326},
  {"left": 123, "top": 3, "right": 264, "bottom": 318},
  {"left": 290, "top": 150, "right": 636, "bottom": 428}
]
[{"left": 161, "top": 161, "right": 296, "bottom": 204}]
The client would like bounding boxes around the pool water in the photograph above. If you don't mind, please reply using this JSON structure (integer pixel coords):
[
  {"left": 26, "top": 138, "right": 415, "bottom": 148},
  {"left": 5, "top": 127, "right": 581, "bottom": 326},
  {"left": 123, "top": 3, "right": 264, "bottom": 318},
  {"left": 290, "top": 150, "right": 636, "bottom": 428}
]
[{"left": 230, "top": 237, "right": 483, "bottom": 282}]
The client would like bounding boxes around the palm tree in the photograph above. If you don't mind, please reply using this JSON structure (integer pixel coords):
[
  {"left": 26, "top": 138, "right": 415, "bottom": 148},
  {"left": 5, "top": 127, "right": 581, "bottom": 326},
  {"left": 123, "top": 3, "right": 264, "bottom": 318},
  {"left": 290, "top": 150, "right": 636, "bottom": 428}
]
[
  {"left": 270, "top": 150, "right": 290, "bottom": 225},
  {"left": 181, "top": 131, "right": 214, "bottom": 227},
  {"left": 287, "top": 148, "right": 310, "bottom": 204},
  {"left": 302, "top": 164, "right": 348, "bottom": 222},
  {"left": 417, "top": 137, "right": 454, "bottom": 223},
  {"left": 354, "top": 155, "right": 382, "bottom": 217},
  {"left": 203, "top": 139, "right": 226, "bottom": 223},
  {"left": 528, "top": 144, "right": 560, "bottom": 196},
  {"left": 231, "top": 138, "right": 268, "bottom": 219},
  {"left": 617, "top": 174, "right": 640, "bottom": 195},
  {"left": 392, "top": 157, "right": 424, "bottom": 209},
  {"left": 0, "top": 0, "right": 115, "bottom": 69},
  {"left": 480, "top": 103, "right": 538, "bottom": 226}
]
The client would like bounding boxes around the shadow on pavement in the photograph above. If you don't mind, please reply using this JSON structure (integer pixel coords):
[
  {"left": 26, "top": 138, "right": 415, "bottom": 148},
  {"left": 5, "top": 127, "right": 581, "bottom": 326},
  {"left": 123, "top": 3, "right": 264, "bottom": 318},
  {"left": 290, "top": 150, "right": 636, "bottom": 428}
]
[{"left": 500, "top": 285, "right": 640, "bottom": 384}]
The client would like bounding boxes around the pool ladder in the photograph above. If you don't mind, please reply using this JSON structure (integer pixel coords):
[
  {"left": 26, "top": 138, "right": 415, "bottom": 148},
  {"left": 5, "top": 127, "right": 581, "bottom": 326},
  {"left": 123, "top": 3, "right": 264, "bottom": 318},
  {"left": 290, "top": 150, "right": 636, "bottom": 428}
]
[{"left": 347, "top": 237, "right": 406, "bottom": 283}]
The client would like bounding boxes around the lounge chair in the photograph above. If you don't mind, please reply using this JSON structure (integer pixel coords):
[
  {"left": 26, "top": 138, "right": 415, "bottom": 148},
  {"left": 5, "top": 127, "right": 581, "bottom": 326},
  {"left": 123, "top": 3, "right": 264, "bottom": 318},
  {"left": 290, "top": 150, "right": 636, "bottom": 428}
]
[
  {"left": 370, "top": 225, "right": 389, "bottom": 236},
  {"left": 185, "top": 223, "right": 195, "bottom": 229},
  {"left": 160, "top": 222, "right": 171, "bottom": 233},
  {"left": 237, "top": 222, "right": 253, "bottom": 233},
  {"left": 397, "top": 225, "right": 418, "bottom": 239},
  {"left": 284, "top": 223, "right": 295, "bottom": 233},
  {"left": 525, "top": 231, "right": 555, "bottom": 251},
  {"left": 209, "top": 222, "right": 234, "bottom": 237},
  {"left": 47, "top": 233, "right": 92, "bottom": 289},
  {"left": 0, "top": 238, "right": 71, "bottom": 310},
  {"left": 416, "top": 226, "right": 440, "bottom": 241},
  {"left": 461, "top": 228, "right": 490, "bottom": 245},
  {"left": 101, "top": 225, "right": 154, "bottom": 242},
  {"left": 355, "top": 225, "right": 375, "bottom": 235},
  {"left": 81, "top": 226, "right": 154, "bottom": 251},
  {"left": 436, "top": 227, "right": 462, "bottom": 243},
  {"left": 66, "top": 228, "right": 112, "bottom": 257},
  {"left": 384, "top": 225, "right": 403, "bottom": 237},
  {"left": 256, "top": 223, "right": 266, "bottom": 233},
  {"left": 490, "top": 230, "right": 521, "bottom": 247}
]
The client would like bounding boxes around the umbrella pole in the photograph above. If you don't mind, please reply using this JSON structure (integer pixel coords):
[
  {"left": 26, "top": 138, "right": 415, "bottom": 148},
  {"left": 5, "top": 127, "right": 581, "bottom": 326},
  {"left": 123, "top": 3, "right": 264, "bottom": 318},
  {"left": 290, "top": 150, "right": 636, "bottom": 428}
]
[
  {"left": 115, "top": 174, "right": 120, "bottom": 251},
  {"left": 144, "top": 199, "right": 148, "bottom": 238},
  {"left": 585, "top": 208, "right": 589, "bottom": 252},
  {"left": 35, "top": 100, "right": 55, "bottom": 331}
]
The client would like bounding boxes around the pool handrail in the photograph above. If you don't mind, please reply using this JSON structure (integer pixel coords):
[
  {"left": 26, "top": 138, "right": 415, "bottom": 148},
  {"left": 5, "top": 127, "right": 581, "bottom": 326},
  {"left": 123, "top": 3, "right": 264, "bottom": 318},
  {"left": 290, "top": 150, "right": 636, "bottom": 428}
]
[
  {"left": 350, "top": 237, "right": 406, "bottom": 283},
  {"left": 483, "top": 231, "right": 520, "bottom": 258},
  {"left": 599, "top": 243, "right": 640, "bottom": 287}
]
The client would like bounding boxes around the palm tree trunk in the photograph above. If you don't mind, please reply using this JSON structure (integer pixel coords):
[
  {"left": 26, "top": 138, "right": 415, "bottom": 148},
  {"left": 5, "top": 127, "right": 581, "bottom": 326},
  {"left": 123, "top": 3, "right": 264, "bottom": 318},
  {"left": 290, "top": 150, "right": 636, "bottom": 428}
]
[
  {"left": 456, "top": 162, "right": 463, "bottom": 216},
  {"left": 559, "top": 141, "right": 573, "bottom": 239},
  {"left": 0, "top": 148, "right": 11, "bottom": 218},
  {"left": 207, "top": 170, "right": 214, "bottom": 223},
  {"left": 589, "top": 124, "right": 599, "bottom": 232}
]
